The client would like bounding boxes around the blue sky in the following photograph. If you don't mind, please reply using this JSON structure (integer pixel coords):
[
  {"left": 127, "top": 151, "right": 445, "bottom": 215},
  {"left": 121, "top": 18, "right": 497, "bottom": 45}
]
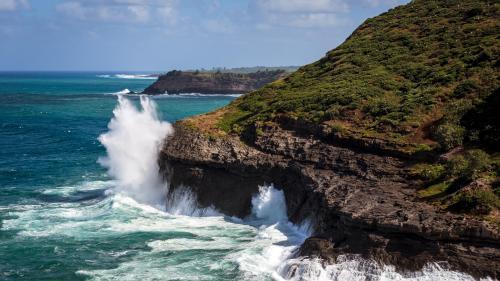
[{"left": 0, "top": 0, "right": 409, "bottom": 71}]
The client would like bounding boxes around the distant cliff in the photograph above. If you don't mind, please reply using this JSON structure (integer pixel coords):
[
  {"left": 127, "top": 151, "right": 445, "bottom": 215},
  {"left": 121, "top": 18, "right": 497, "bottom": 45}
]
[{"left": 142, "top": 70, "right": 288, "bottom": 95}]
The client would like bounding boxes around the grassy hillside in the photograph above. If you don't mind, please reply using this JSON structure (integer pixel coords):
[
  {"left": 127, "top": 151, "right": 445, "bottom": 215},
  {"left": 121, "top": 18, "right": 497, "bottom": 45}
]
[
  {"left": 219, "top": 0, "right": 498, "bottom": 154},
  {"left": 186, "top": 0, "right": 499, "bottom": 218}
]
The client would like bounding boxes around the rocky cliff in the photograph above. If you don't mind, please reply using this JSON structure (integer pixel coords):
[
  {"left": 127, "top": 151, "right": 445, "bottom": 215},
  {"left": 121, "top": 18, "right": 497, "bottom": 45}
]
[
  {"left": 142, "top": 70, "right": 288, "bottom": 95},
  {"left": 158, "top": 0, "right": 499, "bottom": 278},
  {"left": 160, "top": 121, "right": 499, "bottom": 278}
]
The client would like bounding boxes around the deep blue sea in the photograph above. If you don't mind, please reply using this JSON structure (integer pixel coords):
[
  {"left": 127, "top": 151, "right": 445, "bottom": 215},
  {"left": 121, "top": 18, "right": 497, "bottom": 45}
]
[{"left": 0, "top": 72, "right": 482, "bottom": 281}]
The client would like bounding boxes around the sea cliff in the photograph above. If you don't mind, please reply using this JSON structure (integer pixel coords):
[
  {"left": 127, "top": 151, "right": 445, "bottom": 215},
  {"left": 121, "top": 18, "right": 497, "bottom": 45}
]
[
  {"left": 158, "top": 0, "right": 499, "bottom": 278},
  {"left": 160, "top": 121, "right": 499, "bottom": 278}
]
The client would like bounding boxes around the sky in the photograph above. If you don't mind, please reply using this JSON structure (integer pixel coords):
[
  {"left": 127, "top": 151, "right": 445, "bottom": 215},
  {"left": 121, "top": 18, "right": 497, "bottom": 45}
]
[{"left": 0, "top": 0, "right": 409, "bottom": 71}]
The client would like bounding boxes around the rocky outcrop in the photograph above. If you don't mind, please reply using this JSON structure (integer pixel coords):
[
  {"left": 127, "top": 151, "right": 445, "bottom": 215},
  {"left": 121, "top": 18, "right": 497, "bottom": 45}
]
[
  {"left": 143, "top": 70, "right": 288, "bottom": 95},
  {"left": 159, "top": 122, "right": 500, "bottom": 279}
]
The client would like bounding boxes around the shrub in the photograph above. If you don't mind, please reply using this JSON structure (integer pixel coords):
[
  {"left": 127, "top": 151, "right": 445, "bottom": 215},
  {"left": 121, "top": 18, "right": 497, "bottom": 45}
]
[
  {"left": 435, "top": 123, "right": 465, "bottom": 150},
  {"left": 363, "top": 94, "right": 400, "bottom": 117},
  {"left": 448, "top": 155, "right": 469, "bottom": 178},
  {"left": 448, "top": 189, "right": 499, "bottom": 215},
  {"left": 452, "top": 79, "right": 478, "bottom": 98},
  {"left": 447, "top": 149, "right": 492, "bottom": 180},
  {"left": 410, "top": 163, "right": 446, "bottom": 182}
]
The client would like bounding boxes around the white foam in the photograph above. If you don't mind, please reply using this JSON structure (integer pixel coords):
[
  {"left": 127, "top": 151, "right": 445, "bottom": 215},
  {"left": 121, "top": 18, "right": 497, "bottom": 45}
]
[
  {"left": 40, "top": 180, "right": 114, "bottom": 196},
  {"left": 5, "top": 180, "right": 487, "bottom": 280},
  {"left": 114, "top": 88, "right": 131, "bottom": 95},
  {"left": 251, "top": 184, "right": 288, "bottom": 223},
  {"left": 115, "top": 74, "right": 157, "bottom": 80},
  {"left": 227, "top": 184, "right": 312, "bottom": 280},
  {"left": 278, "top": 257, "right": 494, "bottom": 281},
  {"left": 147, "top": 237, "right": 237, "bottom": 252},
  {"left": 97, "top": 74, "right": 157, "bottom": 80},
  {"left": 165, "top": 186, "right": 220, "bottom": 217},
  {"left": 153, "top": 92, "right": 243, "bottom": 98},
  {"left": 98, "top": 95, "right": 172, "bottom": 205}
]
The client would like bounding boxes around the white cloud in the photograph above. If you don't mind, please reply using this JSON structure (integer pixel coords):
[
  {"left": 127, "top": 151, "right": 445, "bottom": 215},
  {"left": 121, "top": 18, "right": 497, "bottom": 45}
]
[
  {"left": 256, "top": 0, "right": 349, "bottom": 14},
  {"left": 362, "top": 0, "right": 400, "bottom": 7},
  {"left": 55, "top": 0, "right": 177, "bottom": 24},
  {"left": 202, "top": 18, "right": 234, "bottom": 33},
  {"left": 287, "top": 13, "right": 346, "bottom": 28},
  {"left": 56, "top": 2, "right": 85, "bottom": 19},
  {"left": 127, "top": 5, "right": 150, "bottom": 22},
  {"left": 252, "top": 0, "right": 349, "bottom": 28},
  {"left": 0, "top": 0, "right": 29, "bottom": 11}
]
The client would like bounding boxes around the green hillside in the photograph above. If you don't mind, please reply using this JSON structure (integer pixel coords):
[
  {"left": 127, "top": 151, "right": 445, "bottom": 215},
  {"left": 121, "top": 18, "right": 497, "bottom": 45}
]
[
  {"left": 219, "top": 0, "right": 498, "bottom": 154},
  {"left": 207, "top": 0, "right": 499, "bottom": 217}
]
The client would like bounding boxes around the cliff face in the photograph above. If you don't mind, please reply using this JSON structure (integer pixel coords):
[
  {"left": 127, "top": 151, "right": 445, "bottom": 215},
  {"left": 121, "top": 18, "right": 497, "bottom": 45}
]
[
  {"left": 142, "top": 70, "right": 288, "bottom": 95},
  {"left": 158, "top": 0, "right": 499, "bottom": 278},
  {"left": 160, "top": 122, "right": 499, "bottom": 278}
]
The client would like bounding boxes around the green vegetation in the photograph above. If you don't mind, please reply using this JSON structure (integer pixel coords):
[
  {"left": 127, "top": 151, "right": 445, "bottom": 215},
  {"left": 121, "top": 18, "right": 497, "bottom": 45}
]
[
  {"left": 172, "top": 0, "right": 500, "bottom": 218},
  {"left": 417, "top": 180, "right": 452, "bottom": 198},
  {"left": 217, "top": 0, "right": 499, "bottom": 155},
  {"left": 410, "top": 163, "right": 446, "bottom": 182},
  {"left": 209, "top": 0, "right": 500, "bottom": 217},
  {"left": 413, "top": 149, "right": 500, "bottom": 217},
  {"left": 449, "top": 188, "right": 500, "bottom": 215}
]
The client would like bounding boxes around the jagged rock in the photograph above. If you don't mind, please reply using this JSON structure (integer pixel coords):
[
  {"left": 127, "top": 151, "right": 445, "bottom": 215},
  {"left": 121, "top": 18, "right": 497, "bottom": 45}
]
[{"left": 159, "top": 123, "right": 500, "bottom": 279}]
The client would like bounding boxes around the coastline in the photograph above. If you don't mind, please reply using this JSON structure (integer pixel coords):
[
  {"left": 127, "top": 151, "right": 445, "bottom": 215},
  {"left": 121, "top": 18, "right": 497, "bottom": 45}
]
[{"left": 159, "top": 121, "right": 500, "bottom": 279}]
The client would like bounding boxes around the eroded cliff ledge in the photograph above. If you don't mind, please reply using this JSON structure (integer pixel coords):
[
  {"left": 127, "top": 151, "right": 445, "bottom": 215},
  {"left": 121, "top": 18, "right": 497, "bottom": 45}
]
[{"left": 159, "top": 122, "right": 499, "bottom": 278}]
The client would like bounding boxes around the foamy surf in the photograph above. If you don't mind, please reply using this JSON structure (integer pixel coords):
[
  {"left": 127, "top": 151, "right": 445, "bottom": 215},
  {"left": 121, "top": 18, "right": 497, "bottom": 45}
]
[
  {"left": 97, "top": 74, "right": 157, "bottom": 79},
  {"left": 1, "top": 95, "right": 489, "bottom": 281},
  {"left": 154, "top": 92, "right": 244, "bottom": 98}
]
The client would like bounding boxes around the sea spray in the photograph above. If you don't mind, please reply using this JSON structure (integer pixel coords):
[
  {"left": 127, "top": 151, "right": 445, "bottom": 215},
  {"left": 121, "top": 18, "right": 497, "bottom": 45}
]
[
  {"left": 233, "top": 184, "right": 312, "bottom": 280},
  {"left": 251, "top": 184, "right": 288, "bottom": 223},
  {"left": 165, "top": 186, "right": 220, "bottom": 216},
  {"left": 98, "top": 95, "right": 172, "bottom": 206}
]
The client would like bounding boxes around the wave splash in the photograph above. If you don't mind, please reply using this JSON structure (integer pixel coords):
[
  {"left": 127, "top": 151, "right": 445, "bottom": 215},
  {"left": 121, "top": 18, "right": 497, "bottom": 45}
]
[
  {"left": 98, "top": 95, "right": 172, "bottom": 206},
  {"left": 97, "top": 95, "right": 215, "bottom": 216}
]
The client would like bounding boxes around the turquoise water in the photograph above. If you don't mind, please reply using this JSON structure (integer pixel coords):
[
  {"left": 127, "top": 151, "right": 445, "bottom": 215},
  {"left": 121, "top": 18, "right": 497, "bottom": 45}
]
[
  {"left": 0, "top": 72, "right": 279, "bottom": 280},
  {"left": 0, "top": 72, "right": 484, "bottom": 281}
]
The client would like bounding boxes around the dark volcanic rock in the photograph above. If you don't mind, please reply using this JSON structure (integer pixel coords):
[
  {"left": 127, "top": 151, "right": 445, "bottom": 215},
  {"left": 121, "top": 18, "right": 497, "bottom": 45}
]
[
  {"left": 143, "top": 70, "right": 288, "bottom": 95},
  {"left": 159, "top": 122, "right": 500, "bottom": 279}
]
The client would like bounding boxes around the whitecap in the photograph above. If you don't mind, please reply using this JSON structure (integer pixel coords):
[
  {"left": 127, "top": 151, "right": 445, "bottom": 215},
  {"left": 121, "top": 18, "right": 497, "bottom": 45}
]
[
  {"left": 114, "top": 74, "right": 157, "bottom": 80},
  {"left": 152, "top": 92, "right": 243, "bottom": 98},
  {"left": 97, "top": 74, "right": 157, "bottom": 80}
]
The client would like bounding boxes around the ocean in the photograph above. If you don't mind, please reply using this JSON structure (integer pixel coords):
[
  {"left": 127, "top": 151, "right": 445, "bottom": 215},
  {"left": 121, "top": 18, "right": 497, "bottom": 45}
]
[{"left": 0, "top": 72, "right": 485, "bottom": 281}]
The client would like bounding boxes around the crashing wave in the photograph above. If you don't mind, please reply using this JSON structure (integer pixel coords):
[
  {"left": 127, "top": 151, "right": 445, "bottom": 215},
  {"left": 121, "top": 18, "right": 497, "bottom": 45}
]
[
  {"left": 98, "top": 95, "right": 171, "bottom": 206},
  {"left": 108, "top": 88, "right": 132, "bottom": 95},
  {"left": 97, "top": 74, "right": 157, "bottom": 80}
]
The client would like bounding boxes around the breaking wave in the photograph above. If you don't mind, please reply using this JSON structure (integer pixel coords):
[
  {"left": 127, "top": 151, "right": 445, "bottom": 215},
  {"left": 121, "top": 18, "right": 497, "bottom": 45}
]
[
  {"left": 108, "top": 88, "right": 132, "bottom": 95},
  {"left": 97, "top": 74, "right": 157, "bottom": 80},
  {"left": 98, "top": 95, "right": 172, "bottom": 206}
]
